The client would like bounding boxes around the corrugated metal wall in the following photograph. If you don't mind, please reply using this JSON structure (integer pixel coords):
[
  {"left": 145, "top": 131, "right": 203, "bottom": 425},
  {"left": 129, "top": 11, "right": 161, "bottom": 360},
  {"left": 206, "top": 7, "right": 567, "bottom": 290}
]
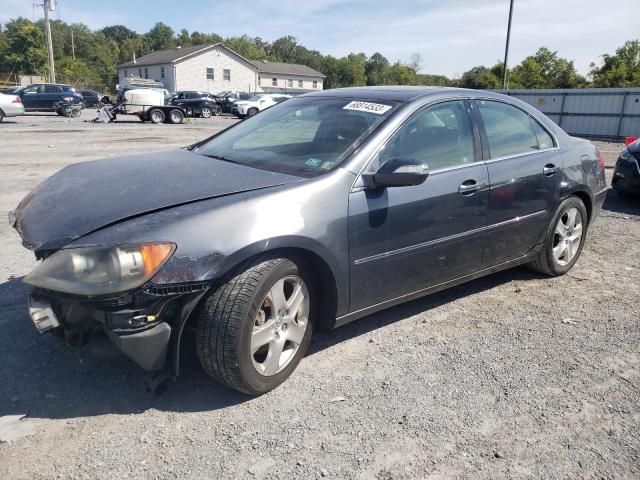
[{"left": 503, "top": 88, "right": 640, "bottom": 140}]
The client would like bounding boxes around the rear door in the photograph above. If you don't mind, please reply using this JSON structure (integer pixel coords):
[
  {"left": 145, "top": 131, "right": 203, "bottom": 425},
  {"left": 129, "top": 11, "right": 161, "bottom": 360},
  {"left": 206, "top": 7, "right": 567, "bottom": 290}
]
[
  {"left": 348, "top": 99, "right": 489, "bottom": 311},
  {"left": 42, "top": 84, "right": 64, "bottom": 110},
  {"left": 473, "top": 99, "right": 561, "bottom": 265}
]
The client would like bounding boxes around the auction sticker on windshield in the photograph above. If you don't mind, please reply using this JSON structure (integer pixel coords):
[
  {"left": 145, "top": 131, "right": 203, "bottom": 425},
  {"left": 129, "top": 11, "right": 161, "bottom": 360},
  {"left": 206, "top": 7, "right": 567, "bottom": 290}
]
[{"left": 343, "top": 101, "right": 392, "bottom": 115}]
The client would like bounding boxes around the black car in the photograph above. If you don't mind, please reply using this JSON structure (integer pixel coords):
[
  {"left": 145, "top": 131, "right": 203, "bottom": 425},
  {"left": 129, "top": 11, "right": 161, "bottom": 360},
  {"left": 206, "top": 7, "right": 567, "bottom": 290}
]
[
  {"left": 169, "top": 91, "right": 222, "bottom": 118},
  {"left": 79, "top": 90, "right": 107, "bottom": 108},
  {"left": 12, "top": 87, "right": 608, "bottom": 395},
  {"left": 16, "top": 83, "right": 84, "bottom": 114},
  {"left": 612, "top": 138, "right": 640, "bottom": 198},
  {"left": 216, "top": 91, "right": 252, "bottom": 113}
]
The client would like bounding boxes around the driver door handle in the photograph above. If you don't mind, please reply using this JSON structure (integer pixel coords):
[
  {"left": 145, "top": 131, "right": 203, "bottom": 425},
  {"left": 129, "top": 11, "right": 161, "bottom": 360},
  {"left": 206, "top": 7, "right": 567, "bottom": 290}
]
[
  {"left": 543, "top": 164, "right": 561, "bottom": 176},
  {"left": 458, "top": 180, "right": 486, "bottom": 195}
]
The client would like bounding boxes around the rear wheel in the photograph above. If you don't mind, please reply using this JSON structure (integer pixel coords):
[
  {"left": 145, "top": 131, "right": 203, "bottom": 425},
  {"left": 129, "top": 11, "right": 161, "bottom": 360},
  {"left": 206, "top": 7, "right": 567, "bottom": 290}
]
[
  {"left": 528, "top": 196, "right": 587, "bottom": 276},
  {"left": 149, "top": 108, "right": 165, "bottom": 124},
  {"left": 196, "top": 256, "right": 314, "bottom": 394},
  {"left": 247, "top": 107, "right": 258, "bottom": 117},
  {"left": 168, "top": 109, "right": 184, "bottom": 124},
  {"left": 200, "top": 106, "right": 212, "bottom": 118}
]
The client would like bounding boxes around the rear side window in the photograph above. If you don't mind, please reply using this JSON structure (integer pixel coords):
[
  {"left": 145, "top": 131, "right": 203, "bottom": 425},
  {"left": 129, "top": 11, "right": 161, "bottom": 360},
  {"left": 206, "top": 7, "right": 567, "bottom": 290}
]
[
  {"left": 44, "top": 85, "right": 63, "bottom": 93},
  {"left": 530, "top": 118, "right": 555, "bottom": 150},
  {"left": 476, "top": 100, "right": 539, "bottom": 158}
]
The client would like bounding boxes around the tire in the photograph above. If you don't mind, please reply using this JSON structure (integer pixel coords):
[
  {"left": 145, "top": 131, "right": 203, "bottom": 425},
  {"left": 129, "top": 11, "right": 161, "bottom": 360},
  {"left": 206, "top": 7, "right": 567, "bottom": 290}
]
[
  {"left": 200, "top": 106, "right": 212, "bottom": 119},
  {"left": 247, "top": 107, "right": 258, "bottom": 117},
  {"left": 56, "top": 108, "right": 65, "bottom": 116},
  {"left": 149, "top": 108, "right": 165, "bottom": 124},
  {"left": 168, "top": 109, "right": 184, "bottom": 124},
  {"left": 213, "top": 104, "right": 222, "bottom": 116},
  {"left": 196, "top": 256, "right": 315, "bottom": 395},
  {"left": 528, "top": 196, "right": 588, "bottom": 276}
]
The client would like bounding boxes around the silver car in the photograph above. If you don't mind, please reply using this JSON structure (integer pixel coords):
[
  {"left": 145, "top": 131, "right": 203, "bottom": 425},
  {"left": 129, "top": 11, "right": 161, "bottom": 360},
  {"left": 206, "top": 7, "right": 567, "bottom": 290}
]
[{"left": 0, "top": 92, "right": 25, "bottom": 121}]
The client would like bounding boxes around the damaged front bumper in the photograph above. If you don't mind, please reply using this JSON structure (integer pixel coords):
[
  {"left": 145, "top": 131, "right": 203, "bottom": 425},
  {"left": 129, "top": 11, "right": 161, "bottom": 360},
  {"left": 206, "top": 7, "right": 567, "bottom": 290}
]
[{"left": 28, "top": 283, "right": 209, "bottom": 374}]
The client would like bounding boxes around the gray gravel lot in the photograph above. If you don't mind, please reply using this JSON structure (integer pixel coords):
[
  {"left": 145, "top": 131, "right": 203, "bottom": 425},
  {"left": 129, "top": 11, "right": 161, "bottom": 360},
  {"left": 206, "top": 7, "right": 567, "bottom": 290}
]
[{"left": 0, "top": 111, "right": 639, "bottom": 479}]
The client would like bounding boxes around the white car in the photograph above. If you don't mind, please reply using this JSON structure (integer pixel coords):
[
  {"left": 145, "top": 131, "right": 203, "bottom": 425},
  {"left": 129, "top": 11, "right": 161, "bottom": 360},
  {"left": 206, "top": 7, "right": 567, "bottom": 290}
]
[
  {"left": 232, "top": 94, "right": 291, "bottom": 118},
  {"left": 0, "top": 92, "right": 25, "bottom": 122}
]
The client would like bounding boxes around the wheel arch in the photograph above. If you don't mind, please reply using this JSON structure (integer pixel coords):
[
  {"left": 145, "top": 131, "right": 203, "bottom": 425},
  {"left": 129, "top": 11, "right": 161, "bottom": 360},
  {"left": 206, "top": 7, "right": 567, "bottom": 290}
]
[{"left": 564, "top": 188, "right": 593, "bottom": 224}]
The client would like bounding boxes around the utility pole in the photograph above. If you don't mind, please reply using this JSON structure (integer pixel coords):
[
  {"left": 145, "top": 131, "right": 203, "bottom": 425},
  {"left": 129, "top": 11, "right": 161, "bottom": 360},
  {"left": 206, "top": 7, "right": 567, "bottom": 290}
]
[
  {"left": 502, "top": 0, "right": 514, "bottom": 91},
  {"left": 71, "top": 29, "right": 75, "bottom": 60},
  {"left": 43, "top": 0, "right": 56, "bottom": 83}
]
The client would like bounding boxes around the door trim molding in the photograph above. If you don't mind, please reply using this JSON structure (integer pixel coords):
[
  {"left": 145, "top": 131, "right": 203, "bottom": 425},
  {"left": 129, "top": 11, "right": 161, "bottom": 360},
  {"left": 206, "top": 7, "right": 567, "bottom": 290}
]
[{"left": 353, "top": 210, "right": 547, "bottom": 265}]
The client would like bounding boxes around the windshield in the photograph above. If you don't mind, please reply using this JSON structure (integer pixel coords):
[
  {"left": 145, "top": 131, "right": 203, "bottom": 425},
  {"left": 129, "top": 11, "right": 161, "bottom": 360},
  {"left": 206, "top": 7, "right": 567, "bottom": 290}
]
[
  {"left": 247, "top": 94, "right": 266, "bottom": 102},
  {"left": 196, "top": 96, "right": 398, "bottom": 177}
]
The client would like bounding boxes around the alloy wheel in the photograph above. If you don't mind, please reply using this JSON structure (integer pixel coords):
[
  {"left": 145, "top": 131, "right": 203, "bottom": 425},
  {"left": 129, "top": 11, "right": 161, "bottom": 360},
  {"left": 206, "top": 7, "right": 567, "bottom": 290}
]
[
  {"left": 251, "top": 275, "right": 309, "bottom": 376},
  {"left": 552, "top": 206, "right": 583, "bottom": 266},
  {"left": 201, "top": 107, "right": 211, "bottom": 118}
]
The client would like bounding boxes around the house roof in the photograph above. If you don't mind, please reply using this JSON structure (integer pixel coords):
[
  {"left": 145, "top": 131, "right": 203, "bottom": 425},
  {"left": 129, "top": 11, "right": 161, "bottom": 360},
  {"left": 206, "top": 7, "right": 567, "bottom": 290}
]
[
  {"left": 250, "top": 61, "right": 326, "bottom": 78},
  {"left": 118, "top": 44, "right": 216, "bottom": 68},
  {"left": 118, "top": 44, "right": 325, "bottom": 78}
]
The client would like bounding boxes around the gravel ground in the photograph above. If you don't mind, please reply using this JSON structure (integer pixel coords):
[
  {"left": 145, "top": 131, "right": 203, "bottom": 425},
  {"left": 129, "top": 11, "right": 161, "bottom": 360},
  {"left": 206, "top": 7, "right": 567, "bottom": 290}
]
[{"left": 0, "top": 111, "right": 638, "bottom": 479}]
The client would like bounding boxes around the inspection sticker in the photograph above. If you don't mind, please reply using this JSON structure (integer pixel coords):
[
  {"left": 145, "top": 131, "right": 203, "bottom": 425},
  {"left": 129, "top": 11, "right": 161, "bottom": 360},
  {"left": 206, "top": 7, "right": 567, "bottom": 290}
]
[{"left": 343, "top": 101, "right": 392, "bottom": 115}]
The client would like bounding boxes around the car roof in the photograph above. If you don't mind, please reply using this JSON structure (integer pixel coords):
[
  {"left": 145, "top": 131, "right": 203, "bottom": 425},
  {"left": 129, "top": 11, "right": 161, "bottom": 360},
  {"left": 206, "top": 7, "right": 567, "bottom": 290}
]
[{"left": 301, "top": 86, "right": 492, "bottom": 102}]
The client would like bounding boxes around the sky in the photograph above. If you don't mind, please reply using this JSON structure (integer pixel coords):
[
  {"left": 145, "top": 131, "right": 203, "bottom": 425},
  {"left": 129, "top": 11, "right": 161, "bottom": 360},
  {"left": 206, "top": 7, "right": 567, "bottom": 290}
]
[{"left": 1, "top": 0, "right": 638, "bottom": 78}]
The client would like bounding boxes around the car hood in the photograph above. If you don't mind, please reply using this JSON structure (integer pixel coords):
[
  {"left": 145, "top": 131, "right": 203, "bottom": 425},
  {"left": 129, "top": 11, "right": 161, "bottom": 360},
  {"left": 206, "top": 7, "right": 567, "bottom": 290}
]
[{"left": 12, "top": 149, "right": 303, "bottom": 252}]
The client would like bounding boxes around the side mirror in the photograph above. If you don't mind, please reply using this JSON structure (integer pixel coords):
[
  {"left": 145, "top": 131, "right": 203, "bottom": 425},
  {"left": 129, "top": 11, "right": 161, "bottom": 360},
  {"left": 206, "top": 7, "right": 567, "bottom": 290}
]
[{"left": 362, "top": 158, "right": 429, "bottom": 188}]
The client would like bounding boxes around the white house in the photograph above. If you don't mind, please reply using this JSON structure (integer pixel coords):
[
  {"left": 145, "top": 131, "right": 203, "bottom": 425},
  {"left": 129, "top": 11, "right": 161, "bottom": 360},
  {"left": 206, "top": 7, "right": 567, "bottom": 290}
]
[{"left": 117, "top": 43, "right": 325, "bottom": 94}]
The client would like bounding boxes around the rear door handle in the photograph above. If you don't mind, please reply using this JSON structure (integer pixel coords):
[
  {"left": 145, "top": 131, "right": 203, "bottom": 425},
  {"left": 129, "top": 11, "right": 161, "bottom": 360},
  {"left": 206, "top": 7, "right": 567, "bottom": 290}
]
[
  {"left": 543, "top": 164, "right": 561, "bottom": 176},
  {"left": 458, "top": 180, "right": 486, "bottom": 195}
]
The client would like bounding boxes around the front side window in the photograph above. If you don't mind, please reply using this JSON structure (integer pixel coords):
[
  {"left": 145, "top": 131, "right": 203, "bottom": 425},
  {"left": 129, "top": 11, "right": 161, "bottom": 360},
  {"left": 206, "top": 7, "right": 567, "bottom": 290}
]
[
  {"left": 475, "top": 100, "right": 540, "bottom": 158},
  {"left": 272, "top": 78, "right": 277, "bottom": 86},
  {"left": 371, "top": 100, "right": 475, "bottom": 173},
  {"left": 23, "top": 85, "right": 41, "bottom": 94},
  {"left": 196, "top": 97, "right": 398, "bottom": 177},
  {"left": 206, "top": 68, "right": 214, "bottom": 80},
  {"left": 223, "top": 69, "right": 231, "bottom": 81}
]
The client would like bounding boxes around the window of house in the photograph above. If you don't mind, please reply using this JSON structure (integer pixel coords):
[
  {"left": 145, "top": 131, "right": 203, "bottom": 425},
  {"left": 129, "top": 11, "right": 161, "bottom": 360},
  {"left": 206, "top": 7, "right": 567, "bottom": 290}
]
[
  {"left": 312, "top": 80, "right": 318, "bottom": 89},
  {"left": 124, "top": 69, "right": 128, "bottom": 77},
  {"left": 161, "top": 67, "right": 165, "bottom": 79},
  {"left": 258, "top": 76, "right": 262, "bottom": 85},
  {"left": 475, "top": 100, "right": 541, "bottom": 158},
  {"left": 272, "top": 78, "right": 278, "bottom": 86},
  {"left": 206, "top": 68, "right": 214, "bottom": 80},
  {"left": 138, "top": 68, "right": 142, "bottom": 77},
  {"left": 223, "top": 69, "right": 231, "bottom": 81},
  {"left": 287, "top": 79, "right": 293, "bottom": 87},
  {"left": 298, "top": 79, "right": 303, "bottom": 88},
  {"left": 144, "top": 68, "right": 148, "bottom": 79},
  {"left": 372, "top": 100, "right": 475, "bottom": 172}
]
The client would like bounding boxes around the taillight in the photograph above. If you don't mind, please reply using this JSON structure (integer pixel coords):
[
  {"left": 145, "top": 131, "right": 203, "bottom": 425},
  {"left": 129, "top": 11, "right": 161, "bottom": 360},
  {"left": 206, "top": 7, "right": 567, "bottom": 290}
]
[
  {"left": 596, "top": 149, "right": 605, "bottom": 170},
  {"left": 12, "top": 96, "right": 22, "bottom": 104}
]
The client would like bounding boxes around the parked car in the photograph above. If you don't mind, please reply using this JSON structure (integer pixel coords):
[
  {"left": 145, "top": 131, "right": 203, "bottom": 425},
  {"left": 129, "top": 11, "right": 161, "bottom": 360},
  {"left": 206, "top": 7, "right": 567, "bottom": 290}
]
[
  {"left": 15, "top": 83, "right": 84, "bottom": 114},
  {"left": 79, "top": 90, "right": 107, "bottom": 108},
  {"left": 168, "top": 91, "right": 222, "bottom": 118},
  {"left": 215, "top": 91, "right": 252, "bottom": 113},
  {"left": 0, "top": 92, "right": 25, "bottom": 122},
  {"left": 232, "top": 93, "right": 291, "bottom": 118},
  {"left": 11, "top": 87, "right": 608, "bottom": 395},
  {"left": 612, "top": 138, "right": 640, "bottom": 198},
  {"left": 0, "top": 86, "right": 22, "bottom": 95}
]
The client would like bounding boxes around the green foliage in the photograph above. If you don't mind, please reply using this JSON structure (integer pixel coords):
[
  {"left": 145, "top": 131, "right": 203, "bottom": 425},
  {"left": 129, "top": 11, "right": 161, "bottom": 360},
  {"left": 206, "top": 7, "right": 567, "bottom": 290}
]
[
  {"left": 590, "top": 40, "right": 640, "bottom": 87},
  {"left": 0, "top": 16, "right": 636, "bottom": 93}
]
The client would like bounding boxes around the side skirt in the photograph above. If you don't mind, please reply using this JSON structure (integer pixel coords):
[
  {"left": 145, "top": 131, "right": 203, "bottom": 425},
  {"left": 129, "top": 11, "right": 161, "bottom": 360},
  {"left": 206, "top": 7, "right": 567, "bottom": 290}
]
[{"left": 334, "top": 251, "right": 538, "bottom": 329}]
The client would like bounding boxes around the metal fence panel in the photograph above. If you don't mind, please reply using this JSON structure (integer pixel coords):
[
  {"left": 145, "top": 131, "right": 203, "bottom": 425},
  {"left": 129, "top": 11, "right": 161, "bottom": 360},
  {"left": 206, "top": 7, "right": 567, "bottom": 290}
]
[{"left": 502, "top": 88, "right": 640, "bottom": 140}]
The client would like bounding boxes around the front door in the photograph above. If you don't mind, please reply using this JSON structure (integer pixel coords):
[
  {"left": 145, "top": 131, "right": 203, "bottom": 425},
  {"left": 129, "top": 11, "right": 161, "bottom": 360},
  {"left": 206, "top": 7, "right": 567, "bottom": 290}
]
[
  {"left": 348, "top": 99, "right": 489, "bottom": 312},
  {"left": 20, "top": 84, "right": 43, "bottom": 110},
  {"left": 472, "top": 99, "right": 562, "bottom": 265}
]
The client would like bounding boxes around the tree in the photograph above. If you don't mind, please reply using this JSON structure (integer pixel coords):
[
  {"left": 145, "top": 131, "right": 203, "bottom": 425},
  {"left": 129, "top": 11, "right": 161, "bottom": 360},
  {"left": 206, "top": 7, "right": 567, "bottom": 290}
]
[
  {"left": 101, "top": 25, "right": 138, "bottom": 43},
  {"left": 225, "top": 35, "right": 267, "bottom": 59},
  {"left": 177, "top": 29, "right": 191, "bottom": 47},
  {"left": 271, "top": 36, "right": 298, "bottom": 63},
  {"left": 365, "top": 52, "right": 389, "bottom": 85},
  {"left": 336, "top": 53, "right": 367, "bottom": 87},
  {"left": 460, "top": 66, "right": 500, "bottom": 89},
  {"left": 386, "top": 62, "right": 418, "bottom": 85},
  {"left": 56, "top": 56, "right": 101, "bottom": 88},
  {"left": 2, "top": 18, "right": 47, "bottom": 75},
  {"left": 144, "top": 22, "right": 175, "bottom": 51},
  {"left": 190, "top": 31, "right": 222, "bottom": 45},
  {"left": 590, "top": 39, "right": 640, "bottom": 87}
]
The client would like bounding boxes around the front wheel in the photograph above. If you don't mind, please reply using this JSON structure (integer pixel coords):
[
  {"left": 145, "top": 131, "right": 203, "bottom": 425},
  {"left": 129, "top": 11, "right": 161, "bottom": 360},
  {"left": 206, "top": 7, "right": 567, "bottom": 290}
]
[
  {"left": 247, "top": 107, "right": 258, "bottom": 117},
  {"left": 196, "top": 257, "right": 314, "bottom": 394},
  {"left": 200, "top": 106, "right": 212, "bottom": 118},
  {"left": 528, "top": 196, "right": 587, "bottom": 276}
]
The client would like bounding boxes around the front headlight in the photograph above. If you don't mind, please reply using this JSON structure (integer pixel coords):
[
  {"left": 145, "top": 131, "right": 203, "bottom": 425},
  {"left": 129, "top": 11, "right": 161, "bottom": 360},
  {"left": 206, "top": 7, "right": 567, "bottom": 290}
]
[{"left": 24, "top": 243, "right": 175, "bottom": 296}]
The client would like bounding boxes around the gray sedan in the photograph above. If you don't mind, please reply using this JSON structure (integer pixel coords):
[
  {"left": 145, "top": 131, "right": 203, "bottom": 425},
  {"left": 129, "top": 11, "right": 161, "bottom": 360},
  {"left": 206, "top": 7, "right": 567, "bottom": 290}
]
[{"left": 12, "top": 87, "right": 608, "bottom": 394}]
